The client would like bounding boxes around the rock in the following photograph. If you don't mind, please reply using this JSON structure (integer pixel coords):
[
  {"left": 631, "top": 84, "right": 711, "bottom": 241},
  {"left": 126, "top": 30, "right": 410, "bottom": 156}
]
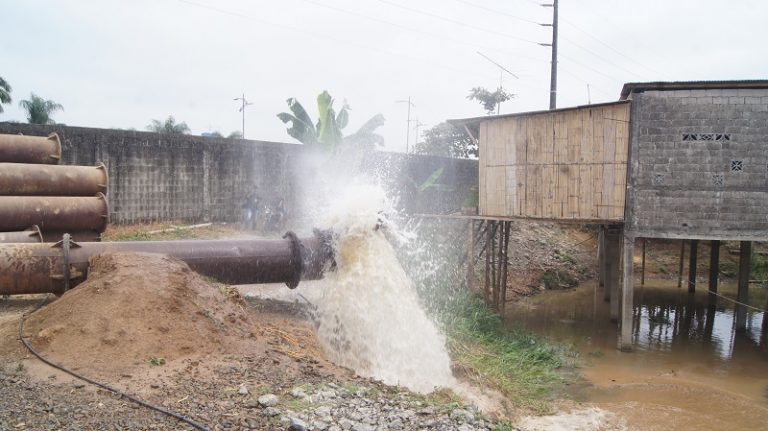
[
  {"left": 258, "top": 394, "right": 278, "bottom": 407},
  {"left": 289, "top": 416, "right": 307, "bottom": 430},
  {"left": 263, "top": 407, "right": 281, "bottom": 417},
  {"left": 351, "top": 424, "right": 374, "bottom": 431},
  {"left": 291, "top": 388, "right": 308, "bottom": 399},
  {"left": 238, "top": 385, "right": 249, "bottom": 395},
  {"left": 450, "top": 408, "right": 475, "bottom": 423}
]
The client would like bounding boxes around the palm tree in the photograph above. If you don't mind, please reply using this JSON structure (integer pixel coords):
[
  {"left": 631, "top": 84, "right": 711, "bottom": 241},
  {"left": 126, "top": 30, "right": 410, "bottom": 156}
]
[
  {"left": 0, "top": 76, "right": 11, "bottom": 114},
  {"left": 277, "top": 91, "right": 385, "bottom": 154},
  {"left": 146, "top": 116, "right": 190, "bottom": 134},
  {"left": 19, "top": 93, "right": 64, "bottom": 124}
]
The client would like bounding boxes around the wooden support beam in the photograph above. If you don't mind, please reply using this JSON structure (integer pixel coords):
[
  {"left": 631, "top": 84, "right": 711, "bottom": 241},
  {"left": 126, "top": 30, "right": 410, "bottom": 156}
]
[
  {"left": 484, "top": 222, "right": 491, "bottom": 305},
  {"left": 598, "top": 226, "right": 608, "bottom": 301},
  {"left": 736, "top": 241, "right": 752, "bottom": 331},
  {"left": 708, "top": 240, "right": 720, "bottom": 297},
  {"left": 605, "top": 227, "right": 622, "bottom": 322},
  {"left": 640, "top": 238, "right": 646, "bottom": 286},
  {"left": 677, "top": 240, "right": 686, "bottom": 288},
  {"left": 500, "top": 221, "right": 511, "bottom": 312},
  {"left": 688, "top": 239, "right": 698, "bottom": 293},
  {"left": 467, "top": 220, "right": 475, "bottom": 291},
  {"left": 620, "top": 234, "right": 635, "bottom": 351}
]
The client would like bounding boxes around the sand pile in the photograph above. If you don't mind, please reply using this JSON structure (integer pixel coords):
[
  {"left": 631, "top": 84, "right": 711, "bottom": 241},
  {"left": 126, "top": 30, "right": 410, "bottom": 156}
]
[{"left": 24, "top": 252, "right": 255, "bottom": 374}]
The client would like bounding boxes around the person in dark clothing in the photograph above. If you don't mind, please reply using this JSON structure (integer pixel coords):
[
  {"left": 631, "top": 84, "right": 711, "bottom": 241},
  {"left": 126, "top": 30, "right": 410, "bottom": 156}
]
[{"left": 241, "top": 188, "right": 260, "bottom": 231}]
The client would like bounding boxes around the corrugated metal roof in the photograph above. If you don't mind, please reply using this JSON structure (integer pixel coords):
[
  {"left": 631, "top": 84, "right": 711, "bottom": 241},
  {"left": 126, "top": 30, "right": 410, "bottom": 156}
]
[
  {"left": 619, "top": 80, "right": 768, "bottom": 99},
  {"left": 447, "top": 100, "right": 629, "bottom": 127}
]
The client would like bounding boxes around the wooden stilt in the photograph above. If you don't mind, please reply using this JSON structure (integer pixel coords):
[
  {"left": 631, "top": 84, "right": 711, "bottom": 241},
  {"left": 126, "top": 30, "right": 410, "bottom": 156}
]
[
  {"left": 640, "top": 238, "right": 646, "bottom": 286},
  {"left": 677, "top": 241, "right": 686, "bottom": 288},
  {"left": 620, "top": 234, "right": 635, "bottom": 351},
  {"left": 467, "top": 220, "right": 475, "bottom": 291},
  {"left": 708, "top": 240, "right": 720, "bottom": 298},
  {"left": 500, "top": 222, "right": 510, "bottom": 312},
  {"left": 484, "top": 222, "right": 491, "bottom": 305},
  {"left": 490, "top": 222, "right": 498, "bottom": 309},
  {"left": 598, "top": 226, "right": 609, "bottom": 301},
  {"left": 688, "top": 239, "right": 698, "bottom": 293},
  {"left": 736, "top": 241, "right": 752, "bottom": 331}
]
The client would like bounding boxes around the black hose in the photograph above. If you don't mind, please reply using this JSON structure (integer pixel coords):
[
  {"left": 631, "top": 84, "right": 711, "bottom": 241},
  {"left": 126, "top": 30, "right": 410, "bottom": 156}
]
[{"left": 17, "top": 295, "right": 210, "bottom": 431}]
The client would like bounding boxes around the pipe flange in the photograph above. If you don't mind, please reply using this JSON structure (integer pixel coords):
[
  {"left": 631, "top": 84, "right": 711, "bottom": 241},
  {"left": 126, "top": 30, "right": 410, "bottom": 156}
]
[{"left": 283, "top": 231, "right": 303, "bottom": 289}]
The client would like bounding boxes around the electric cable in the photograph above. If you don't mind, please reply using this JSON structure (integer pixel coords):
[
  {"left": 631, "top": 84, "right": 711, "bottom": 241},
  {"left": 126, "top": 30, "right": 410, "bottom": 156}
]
[{"left": 18, "top": 295, "right": 210, "bottom": 431}]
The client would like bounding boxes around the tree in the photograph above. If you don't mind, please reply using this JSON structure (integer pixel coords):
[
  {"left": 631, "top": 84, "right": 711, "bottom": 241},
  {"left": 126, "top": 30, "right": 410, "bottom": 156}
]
[
  {"left": 0, "top": 76, "right": 11, "bottom": 114},
  {"left": 277, "top": 90, "right": 385, "bottom": 154},
  {"left": 146, "top": 116, "right": 190, "bottom": 134},
  {"left": 19, "top": 93, "right": 64, "bottom": 124},
  {"left": 413, "top": 122, "right": 477, "bottom": 159},
  {"left": 227, "top": 130, "right": 243, "bottom": 139},
  {"left": 467, "top": 86, "right": 514, "bottom": 115}
]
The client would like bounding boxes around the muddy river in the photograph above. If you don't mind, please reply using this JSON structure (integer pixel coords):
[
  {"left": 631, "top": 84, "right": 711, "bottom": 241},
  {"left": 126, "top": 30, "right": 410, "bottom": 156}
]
[{"left": 507, "top": 281, "right": 768, "bottom": 430}]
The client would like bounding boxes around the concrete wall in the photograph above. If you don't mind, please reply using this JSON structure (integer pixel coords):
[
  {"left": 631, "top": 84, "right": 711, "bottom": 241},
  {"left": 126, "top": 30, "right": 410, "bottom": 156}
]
[
  {"left": 626, "top": 89, "right": 768, "bottom": 240},
  {"left": 0, "top": 123, "right": 477, "bottom": 224}
]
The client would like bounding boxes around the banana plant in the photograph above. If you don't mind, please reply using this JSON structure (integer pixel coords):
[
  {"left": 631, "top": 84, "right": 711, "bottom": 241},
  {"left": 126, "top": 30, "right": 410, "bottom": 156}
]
[{"left": 277, "top": 91, "right": 384, "bottom": 154}]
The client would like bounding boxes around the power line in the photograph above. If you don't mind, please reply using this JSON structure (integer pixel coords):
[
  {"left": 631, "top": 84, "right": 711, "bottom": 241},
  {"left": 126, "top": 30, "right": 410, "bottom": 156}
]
[
  {"left": 374, "top": 0, "right": 541, "bottom": 46},
  {"left": 454, "top": 0, "right": 657, "bottom": 80},
  {"left": 452, "top": 0, "right": 542, "bottom": 26},
  {"left": 295, "top": 0, "right": 550, "bottom": 67},
  {"left": 174, "top": 0, "right": 499, "bottom": 82},
  {"left": 560, "top": 19, "right": 665, "bottom": 78}
]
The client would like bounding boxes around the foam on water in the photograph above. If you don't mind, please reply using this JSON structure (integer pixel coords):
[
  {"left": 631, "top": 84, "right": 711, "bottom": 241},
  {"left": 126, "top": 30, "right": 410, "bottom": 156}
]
[{"left": 313, "top": 183, "right": 456, "bottom": 393}]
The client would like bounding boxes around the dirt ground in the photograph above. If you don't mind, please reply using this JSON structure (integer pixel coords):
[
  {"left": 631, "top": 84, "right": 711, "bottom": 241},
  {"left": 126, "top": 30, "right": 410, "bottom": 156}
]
[{"left": 0, "top": 252, "right": 363, "bottom": 430}]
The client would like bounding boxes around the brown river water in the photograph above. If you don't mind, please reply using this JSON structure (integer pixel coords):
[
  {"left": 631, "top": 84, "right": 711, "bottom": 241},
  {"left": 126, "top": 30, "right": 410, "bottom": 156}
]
[{"left": 506, "top": 281, "right": 768, "bottom": 430}]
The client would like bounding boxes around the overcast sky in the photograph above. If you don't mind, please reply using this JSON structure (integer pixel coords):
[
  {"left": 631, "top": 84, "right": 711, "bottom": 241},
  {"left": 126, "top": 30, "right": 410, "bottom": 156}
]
[{"left": 2, "top": 0, "right": 766, "bottom": 152}]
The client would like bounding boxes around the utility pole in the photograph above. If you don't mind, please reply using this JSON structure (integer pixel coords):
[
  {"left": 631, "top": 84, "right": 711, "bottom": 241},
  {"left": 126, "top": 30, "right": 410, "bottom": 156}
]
[
  {"left": 396, "top": 97, "right": 415, "bottom": 154},
  {"left": 540, "top": 0, "right": 559, "bottom": 109},
  {"left": 233, "top": 93, "right": 253, "bottom": 139}
]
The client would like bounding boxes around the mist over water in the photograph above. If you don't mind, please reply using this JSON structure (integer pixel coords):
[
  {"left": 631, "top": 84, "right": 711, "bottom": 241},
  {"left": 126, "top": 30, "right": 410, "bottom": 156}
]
[{"left": 299, "top": 152, "right": 455, "bottom": 393}]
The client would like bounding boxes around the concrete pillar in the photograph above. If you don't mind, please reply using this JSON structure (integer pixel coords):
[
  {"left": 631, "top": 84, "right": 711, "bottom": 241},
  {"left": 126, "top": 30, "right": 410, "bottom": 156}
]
[
  {"left": 605, "top": 226, "right": 622, "bottom": 322},
  {"left": 620, "top": 234, "right": 635, "bottom": 351},
  {"left": 708, "top": 240, "right": 720, "bottom": 296},
  {"left": 736, "top": 241, "right": 752, "bottom": 331},
  {"left": 688, "top": 239, "right": 698, "bottom": 293}
]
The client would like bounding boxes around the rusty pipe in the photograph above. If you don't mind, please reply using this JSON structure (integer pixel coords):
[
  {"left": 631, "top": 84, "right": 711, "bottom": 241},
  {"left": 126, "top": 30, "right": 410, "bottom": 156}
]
[
  {"left": 0, "top": 226, "right": 43, "bottom": 243},
  {"left": 0, "top": 133, "right": 62, "bottom": 164},
  {"left": 0, "top": 194, "right": 109, "bottom": 233},
  {"left": 0, "top": 162, "right": 107, "bottom": 196},
  {"left": 0, "top": 230, "right": 334, "bottom": 295}
]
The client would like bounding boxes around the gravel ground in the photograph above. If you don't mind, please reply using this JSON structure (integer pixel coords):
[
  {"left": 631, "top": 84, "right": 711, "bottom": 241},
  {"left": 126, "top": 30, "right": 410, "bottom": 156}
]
[{"left": 0, "top": 353, "right": 514, "bottom": 431}]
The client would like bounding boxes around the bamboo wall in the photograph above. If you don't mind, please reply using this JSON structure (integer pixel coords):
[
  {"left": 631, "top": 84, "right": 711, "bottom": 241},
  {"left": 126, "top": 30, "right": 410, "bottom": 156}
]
[{"left": 479, "top": 102, "right": 630, "bottom": 221}]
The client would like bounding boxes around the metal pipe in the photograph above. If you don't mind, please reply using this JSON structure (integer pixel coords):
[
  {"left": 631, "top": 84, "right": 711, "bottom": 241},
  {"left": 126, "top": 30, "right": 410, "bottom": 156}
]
[
  {"left": 0, "top": 226, "right": 43, "bottom": 243},
  {"left": 0, "top": 194, "right": 108, "bottom": 233},
  {"left": 0, "top": 133, "right": 62, "bottom": 164},
  {"left": 0, "top": 230, "right": 334, "bottom": 295},
  {"left": 0, "top": 162, "right": 107, "bottom": 196}
]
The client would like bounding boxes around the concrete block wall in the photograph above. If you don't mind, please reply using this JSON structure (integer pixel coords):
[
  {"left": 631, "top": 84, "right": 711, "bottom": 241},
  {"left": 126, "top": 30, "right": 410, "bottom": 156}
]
[
  {"left": 0, "top": 123, "right": 477, "bottom": 224},
  {"left": 626, "top": 89, "right": 768, "bottom": 240},
  {"left": 0, "top": 123, "right": 299, "bottom": 224}
]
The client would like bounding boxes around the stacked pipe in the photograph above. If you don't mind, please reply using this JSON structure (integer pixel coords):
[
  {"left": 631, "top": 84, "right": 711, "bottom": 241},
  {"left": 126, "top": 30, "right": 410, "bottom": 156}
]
[{"left": 0, "top": 133, "right": 108, "bottom": 242}]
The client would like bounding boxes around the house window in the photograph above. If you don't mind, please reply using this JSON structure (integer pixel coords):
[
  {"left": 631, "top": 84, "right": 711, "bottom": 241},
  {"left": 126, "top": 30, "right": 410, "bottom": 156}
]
[
  {"left": 731, "top": 160, "right": 743, "bottom": 172},
  {"left": 712, "top": 174, "right": 724, "bottom": 187},
  {"left": 653, "top": 174, "right": 665, "bottom": 186}
]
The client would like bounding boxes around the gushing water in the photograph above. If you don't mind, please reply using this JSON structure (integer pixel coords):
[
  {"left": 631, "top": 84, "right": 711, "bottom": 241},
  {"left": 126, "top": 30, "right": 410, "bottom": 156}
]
[{"left": 313, "top": 183, "right": 456, "bottom": 393}]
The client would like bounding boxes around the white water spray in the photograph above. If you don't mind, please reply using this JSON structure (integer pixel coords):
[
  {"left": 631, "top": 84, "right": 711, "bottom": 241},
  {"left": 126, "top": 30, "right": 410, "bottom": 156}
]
[{"left": 313, "top": 183, "right": 456, "bottom": 393}]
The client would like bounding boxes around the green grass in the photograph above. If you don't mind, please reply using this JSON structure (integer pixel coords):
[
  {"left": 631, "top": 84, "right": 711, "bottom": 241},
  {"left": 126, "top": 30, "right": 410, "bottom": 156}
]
[{"left": 444, "top": 294, "right": 577, "bottom": 413}]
